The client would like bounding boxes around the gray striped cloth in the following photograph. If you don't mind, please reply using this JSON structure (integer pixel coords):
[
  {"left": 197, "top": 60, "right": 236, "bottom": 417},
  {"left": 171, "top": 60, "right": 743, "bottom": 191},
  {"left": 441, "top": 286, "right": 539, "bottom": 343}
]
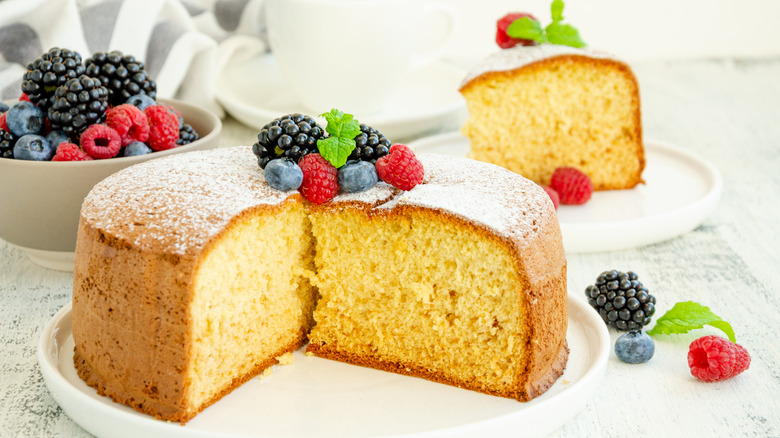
[{"left": 0, "top": 0, "right": 269, "bottom": 116}]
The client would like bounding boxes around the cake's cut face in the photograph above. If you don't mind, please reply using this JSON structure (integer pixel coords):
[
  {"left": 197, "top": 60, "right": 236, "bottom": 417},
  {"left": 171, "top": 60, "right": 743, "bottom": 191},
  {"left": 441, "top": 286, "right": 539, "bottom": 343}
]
[
  {"left": 308, "top": 209, "right": 527, "bottom": 394},
  {"left": 460, "top": 44, "right": 645, "bottom": 191},
  {"left": 186, "top": 203, "right": 317, "bottom": 414},
  {"left": 71, "top": 147, "right": 567, "bottom": 423}
]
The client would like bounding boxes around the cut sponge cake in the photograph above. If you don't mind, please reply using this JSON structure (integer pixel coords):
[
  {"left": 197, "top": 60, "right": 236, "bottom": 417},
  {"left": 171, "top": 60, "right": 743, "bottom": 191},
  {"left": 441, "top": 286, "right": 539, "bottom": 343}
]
[
  {"left": 460, "top": 44, "right": 645, "bottom": 190},
  {"left": 71, "top": 147, "right": 568, "bottom": 423}
]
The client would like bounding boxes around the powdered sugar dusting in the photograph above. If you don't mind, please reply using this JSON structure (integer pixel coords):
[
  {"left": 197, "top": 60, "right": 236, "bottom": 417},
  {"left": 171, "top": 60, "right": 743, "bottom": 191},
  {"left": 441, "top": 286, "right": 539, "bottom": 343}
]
[
  {"left": 459, "top": 43, "right": 621, "bottom": 89},
  {"left": 380, "top": 153, "right": 554, "bottom": 242},
  {"left": 81, "top": 147, "right": 556, "bottom": 255}
]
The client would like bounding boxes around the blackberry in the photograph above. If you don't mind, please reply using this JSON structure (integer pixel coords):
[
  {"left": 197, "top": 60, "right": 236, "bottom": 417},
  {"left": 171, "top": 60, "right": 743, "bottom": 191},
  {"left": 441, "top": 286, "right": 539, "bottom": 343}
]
[
  {"left": 252, "top": 113, "right": 326, "bottom": 169},
  {"left": 177, "top": 124, "right": 199, "bottom": 146},
  {"left": 85, "top": 51, "right": 157, "bottom": 106},
  {"left": 0, "top": 129, "right": 18, "bottom": 159},
  {"left": 347, "top": 123, "right": 391, "bottom": 163},
  {"left": 48, "top": 75, "right": 109, "bottom": 136},
  {"left": 585, "top": 270, "right": 656, "bottom": 331},
  {"left": 21, "top": 47, "right": 86, "bottom": 111}
]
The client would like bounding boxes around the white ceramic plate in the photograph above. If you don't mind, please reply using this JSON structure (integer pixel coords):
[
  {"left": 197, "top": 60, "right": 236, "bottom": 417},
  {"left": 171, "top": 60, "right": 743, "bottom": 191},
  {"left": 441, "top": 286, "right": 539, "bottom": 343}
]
[
  {"left": 215, "top": 54, "right": 467, "bottom": 141},
  {"left": 408, "top": 132, "right": 723, "bottom": 253},
  {"left": 38, "top": 294, "right": 608, "bottom": 438}
]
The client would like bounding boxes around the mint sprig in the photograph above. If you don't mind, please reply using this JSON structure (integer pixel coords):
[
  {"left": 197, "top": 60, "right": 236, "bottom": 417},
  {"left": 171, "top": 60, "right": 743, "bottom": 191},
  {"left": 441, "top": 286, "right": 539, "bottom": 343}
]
[
  {"left": 316, "top": 108, "right": 361, "bottom": 168},
  {"left": 647, "top": 301, "right": 736, "bottom": 342},
  {"left": 506, "top": 0, "right": 586, "bottom": 48}
]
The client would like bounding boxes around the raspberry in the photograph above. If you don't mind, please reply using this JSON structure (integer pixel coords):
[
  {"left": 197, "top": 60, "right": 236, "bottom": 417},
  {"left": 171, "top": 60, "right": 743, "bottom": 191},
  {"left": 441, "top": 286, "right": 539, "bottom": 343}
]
[
  {"left": 298, "top": 153, "right": 339, "bottom": 204},
  {"left": 106, "top": 104, "right": 150, "bottom": 146},
  {"left": 80, "top": 124, "right": 122, "bottom": 159},
  {"left": 0, "top": 113, "right": 7, "bottom": 131},
  {"left": 375, "top": 144, "right": 424, "bottom": 191},
  {"left": 19, "top": 93, "right": 30, "bottom": 102},
  {"left": 496, "top": 13, "right": 539, "bottom": 49},
  {"left": 550, "top": 166, "right": 593, "bottom": 205},
  {"left": 52, "top": 142, "right": 93, "bottom": 161},
  {"left": 540, "top": 184, "right": 559, "bottom": 210},
  {"left": 688, "top": 336, "right": 751, "bottom": 382},
  {"left": 143, "top": 105, "right": 179, "bottom": 151}
]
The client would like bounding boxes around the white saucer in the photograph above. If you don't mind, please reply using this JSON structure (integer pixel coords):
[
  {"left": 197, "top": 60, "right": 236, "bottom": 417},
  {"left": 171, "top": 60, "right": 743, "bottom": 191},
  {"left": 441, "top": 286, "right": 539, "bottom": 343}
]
[
  {"left": 38, "top": 294, "right": 608, "bottom": 438},
  {"left": 408, "top": 133, "right": 723, "bottom": 253},
  {"left": 216, "top": 54, "right": 467, "bottom": 141}
]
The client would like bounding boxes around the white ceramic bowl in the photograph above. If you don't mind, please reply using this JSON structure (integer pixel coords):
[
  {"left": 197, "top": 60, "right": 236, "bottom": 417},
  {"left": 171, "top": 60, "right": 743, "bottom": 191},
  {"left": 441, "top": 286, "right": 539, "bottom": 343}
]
[{"left": 0, "top": 98, "right": 222, "bottom": 270}]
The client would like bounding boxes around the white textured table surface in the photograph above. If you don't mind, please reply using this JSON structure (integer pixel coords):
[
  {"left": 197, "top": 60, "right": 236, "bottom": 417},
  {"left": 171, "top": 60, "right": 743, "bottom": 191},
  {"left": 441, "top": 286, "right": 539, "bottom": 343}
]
[{"left": 2, "top": 58, "right": 780, "bottom": 437}]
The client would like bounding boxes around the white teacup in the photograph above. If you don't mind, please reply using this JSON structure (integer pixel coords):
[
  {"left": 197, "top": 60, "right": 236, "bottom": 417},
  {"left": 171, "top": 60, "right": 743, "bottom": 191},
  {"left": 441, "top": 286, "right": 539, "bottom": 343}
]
[{"left": 264, "top": 0, "right": 457, "bottom": 115}]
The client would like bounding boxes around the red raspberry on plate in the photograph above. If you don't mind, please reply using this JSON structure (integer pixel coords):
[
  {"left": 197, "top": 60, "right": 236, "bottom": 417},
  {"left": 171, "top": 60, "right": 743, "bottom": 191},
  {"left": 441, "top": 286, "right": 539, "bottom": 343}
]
[
  {"left": 496, "top": 12, "right": 539, "bottom": 49},
  {"left": 299, "top": 153, "right": 339, "bottom": 204},
  {"left": 80, "top": 124, "right": 122, "bottom": 159},
  {"left": 106, "top": 104, "right": 150, "bottom": 146},
  {"left": 540, "top": 184, "right": 560, "bottom": 210},
  {"left": 550, "top": 166, "right": 593, "bottom": 205},
  {"left": 375, "top": 144, "right": 424, "bottom": 191},
  {"left": 144, "top": 105, "right": 179, "bottom": 151},
  {"left": 52, "top": 142, "right": 93, "bottom": 161},
  {"left": 688, "top": 335, "right": 751, "bottom": 382}
]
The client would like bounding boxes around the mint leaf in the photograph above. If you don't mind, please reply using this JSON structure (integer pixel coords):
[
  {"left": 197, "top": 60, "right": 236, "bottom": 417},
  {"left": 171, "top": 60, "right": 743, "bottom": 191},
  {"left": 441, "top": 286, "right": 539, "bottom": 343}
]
[
  {"left": 550, "top": 0, "right": 565, "bottom": 23},
  {"left": 317, "top": 108, "right": 361, "bottom": 167},
  {"left": 545, "top": 22, "right": 586, "bottom": 48},
  {"left": 506, "top": 16, "right": 546, "bottom": 42},
  {"left": 316, "top": 136, "right": 355, "bottom": 168},
  {"left": 647, "top": 301, "right": 736, "bottom": 342}
]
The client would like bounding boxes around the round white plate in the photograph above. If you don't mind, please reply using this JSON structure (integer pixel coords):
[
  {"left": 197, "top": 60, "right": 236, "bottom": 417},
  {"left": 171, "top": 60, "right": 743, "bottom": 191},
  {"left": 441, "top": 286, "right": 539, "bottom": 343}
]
[
  {"left": 38, "top": 294, "right": 608, "bottom": 438},
  {"left": 215, "top": 54, "right": 467, "bottom": 141},
  {"left": 408, "top": 132, "right": 723, "bottom": 253}
]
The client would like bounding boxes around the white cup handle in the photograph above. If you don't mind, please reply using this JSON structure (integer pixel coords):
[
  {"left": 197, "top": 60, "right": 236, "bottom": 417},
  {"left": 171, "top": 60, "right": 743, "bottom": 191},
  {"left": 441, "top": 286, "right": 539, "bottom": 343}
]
[{"left": 409, "top": 2, "right": 458, "bottom": 71}]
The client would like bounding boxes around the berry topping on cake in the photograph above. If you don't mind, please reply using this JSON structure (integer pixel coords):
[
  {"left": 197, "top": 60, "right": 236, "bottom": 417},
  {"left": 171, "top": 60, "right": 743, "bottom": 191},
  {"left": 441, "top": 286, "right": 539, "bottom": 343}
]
[
  {"left": 375, "top": 144, "right": 424, "bottom": 191},
  {"left": 497, "top": 1, "right": 585, "bottom": 49},
  {"left": 347, "top": 123, "right": 391, "bottom": 163},
  {"left": 21, "top": 47, "right": 86, "bottom": 111},
  {"left": 688, "top": 336, "right": 750, "bottom": 382},
  {"left": 496, "top": 13, "right": 539, "bottom": 49},
  {"left": 264, "top": 158, "right": 304, "bottom": 191},
  {"left": 550, "top": 166, "right": 593, "bottom": 204},
  {"left": 143, "top": 105, "right": 180, "bottom": 151},
  {"left": 540, "top": 184, "right": 559, "bottom": 210},
  {"left": 615, "top": 330, "right": 655, "bottom": 364},
  {"left": 298, "top": 153, "right": 339, "bottom": 204},
  {"left": 52, "top": 142, "right": 93, "bottom": 161},
  {"left": 177, "top": 124, "right": 199, "bottom": 146},
  {"left": 0, "top": 129, "right": 17, "bottom": 159},
  {"left": 5, "top": 101, "right": 44, "bottom": 137},
  {"left": 106, "top": 104, "right": 150, "bottom": 146},
  {"left": 254, "top": 113, "right": 325, "bottom": 168},
  {"left": 586, "top": 270, "right": 656, "bottom": 331},
  {"left": 85, "top": 50, "right": 157, "bottom": 106},
  {"left": 13, "top": 134, "right": 54, "bottom": 161},
  {"left": 80, "top": 124, "right": 121, "bottom": 159},
  {"left": 48, "top": 75, "right": 110, "bottom": 136},
  {"left": 338, "top": 160, "right": 379, "bottom": 193}
]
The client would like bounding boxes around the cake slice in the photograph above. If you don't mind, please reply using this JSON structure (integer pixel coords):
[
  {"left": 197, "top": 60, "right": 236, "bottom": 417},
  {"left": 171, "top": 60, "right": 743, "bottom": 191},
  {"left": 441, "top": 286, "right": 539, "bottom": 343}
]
[{"left": 460, "top": 44, "right": 645, "bottom": 190}]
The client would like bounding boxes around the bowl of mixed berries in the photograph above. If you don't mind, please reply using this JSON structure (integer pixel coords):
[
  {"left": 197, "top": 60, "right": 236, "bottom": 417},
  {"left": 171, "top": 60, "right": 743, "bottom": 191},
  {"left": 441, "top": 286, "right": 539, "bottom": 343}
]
[{"left": 0, "top": 47, "right": 221, "bottom": 271}]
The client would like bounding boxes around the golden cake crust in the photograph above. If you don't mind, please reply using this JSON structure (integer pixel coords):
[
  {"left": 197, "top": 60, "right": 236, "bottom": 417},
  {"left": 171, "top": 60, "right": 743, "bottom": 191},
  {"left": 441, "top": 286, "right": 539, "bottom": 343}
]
[{"left": 72, "top": 147, "right": 568, "bottom": 422}]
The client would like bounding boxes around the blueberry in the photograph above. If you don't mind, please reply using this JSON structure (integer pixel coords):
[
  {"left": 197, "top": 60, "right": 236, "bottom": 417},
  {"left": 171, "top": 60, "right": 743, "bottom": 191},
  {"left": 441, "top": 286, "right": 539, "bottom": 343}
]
[
  {"left": 338, "top": 160, "right": 378, "bottom": 193},
  {"left": 123, "top": 141, "right": 153, "bottom": 157},
  {"left": 46, "top": 130, "right": 70, "bottom": 152},
  {"left": 0, "top": 102, "right": 9, "bottom": 113},
  {"left": 6, "top": 101, "right": 44, "bottom": 136},
  {"left": 264, "top": 158, "right": 303, "bottom": 191},
  {"left": 13, "top": 134, "right": 53, "bottom": 161},
  {"left": 126, "top": 94, "right": 156, "bottom": 111},
  {"left": 614, "top": 330, "right": 654, "bottom": 364}
]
